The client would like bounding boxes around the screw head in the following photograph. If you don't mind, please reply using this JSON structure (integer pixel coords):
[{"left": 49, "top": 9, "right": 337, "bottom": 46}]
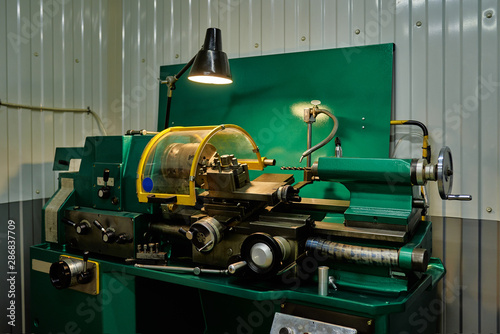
[
  {"left": 301, "top": 36, "right": 306, "bottom": 41},
  {"left": 355, "top": 29, "right": 361, "bottom": 35},
  {"left": 279, "top": 328, "right": 293, "bottom": 334},
  {"left": 254, "top": 43, "right": 259, "bottom": 48},
  {"left": 485, "top": 11, "right": 493, "bottom": 18},
  {"left": 416, "top": 21, "right": 422, "bottom": 27},
  {"left": 34, "top": 52, "right": 39, "bottom": 57},
  {"left": 75, "top": 59, "right": 79, "bottom": 63},
  {"left": 486, "top": 207, "right": 493, "bottom": 213},
  {"left": 175, "top": 54, "right": 180, "bottom": 59}
]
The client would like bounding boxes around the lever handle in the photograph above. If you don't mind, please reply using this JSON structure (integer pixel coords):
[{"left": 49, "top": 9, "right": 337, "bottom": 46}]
[
  {"left": 228, "top": 261, "right": 247, "bottom": 274},
  {"left": 62, "top": 217, "right": 76, "bottom": 227},
  {"left": 93, "top": 220, "right": 106, "bottom": 233},
  {"left": 447, "top": 194, "right": 472, "bottom": 201},
  {"left": 77, "top": 250, "right": 92, "bottom": 285},
  {"left": 103, "top": 169, "right": 110, "bottom": 183},
  {"left": 82, "top": 251, "right": 89, "bottom": 272}
]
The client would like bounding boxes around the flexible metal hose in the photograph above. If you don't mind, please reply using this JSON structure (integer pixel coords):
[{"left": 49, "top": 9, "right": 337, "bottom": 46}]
[{"left": 299, "top": 109, "right": 338, "bottom": 163}]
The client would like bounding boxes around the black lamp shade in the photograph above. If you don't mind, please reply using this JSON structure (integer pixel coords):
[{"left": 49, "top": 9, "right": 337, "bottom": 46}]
[{"left": 188, "top": 28, "right": 232, "bottom": 84}]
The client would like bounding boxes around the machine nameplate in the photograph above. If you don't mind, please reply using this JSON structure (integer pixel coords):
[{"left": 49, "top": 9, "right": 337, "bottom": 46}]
[
  {"left": 97, "top": 177, "right": 115, "bottom": 186},
  {"left": 32, "top": 259, "right": 51, "bottom": 274},
  {"left": 270, "top": 313, "right": 357, "bottom": 334}
]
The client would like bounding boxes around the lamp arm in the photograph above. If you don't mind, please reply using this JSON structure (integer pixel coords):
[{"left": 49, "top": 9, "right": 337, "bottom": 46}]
[
  {"left": 174, "top": 54, "right": 197, "bottom": 81},
  {"left": 161, "top": 54, "right": 198, "bottom": 129}
]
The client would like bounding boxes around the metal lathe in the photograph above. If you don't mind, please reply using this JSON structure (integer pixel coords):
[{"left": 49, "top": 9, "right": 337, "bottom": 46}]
[{"left": 31, "top": 43, "right": 471, "bottom": 334}]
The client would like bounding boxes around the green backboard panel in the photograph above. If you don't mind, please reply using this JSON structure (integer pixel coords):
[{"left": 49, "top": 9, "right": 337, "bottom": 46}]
[{"left": 158, "top": 44, "right": 394, "bottom": 200}]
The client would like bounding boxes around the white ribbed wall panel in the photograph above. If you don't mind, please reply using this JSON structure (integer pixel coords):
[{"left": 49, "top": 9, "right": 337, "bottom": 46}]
[
  {"left": 1, "top": 0, "right": 111, "bottom": 204},
  {"left": 0, "top": 1, "right": 110, "bottom": 332},
  {"left": 118, "top": 1, "right": 500, "bottom": 333}
]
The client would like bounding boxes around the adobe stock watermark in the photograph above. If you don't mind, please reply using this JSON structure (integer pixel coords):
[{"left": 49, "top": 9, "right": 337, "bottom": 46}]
[
  {"left": 432, "top": 74, "right": 499, "bottom": 143},
  {"left": 400, "top": 275, "right": 465, "bottom": 334},
  {"left": 7, "top": 0, "right": 71, "bottom": 54},
  {"left": 109, "top": 64, "right": 159, "bottom": 132},
  {"left": 223, "top": 240, "right": 331, "bottom": 334},
  {"left": 214, "top": 0, "right": 244, "bottom": 21},
  {"left": 47, "top": 267, "right": 132, "bottom": 334},
  {"left": 341, "top": 0, "right": 402, "bottom": 63},
  {"left": 6, "top": 220, "right": 17, "bottom": 327}
]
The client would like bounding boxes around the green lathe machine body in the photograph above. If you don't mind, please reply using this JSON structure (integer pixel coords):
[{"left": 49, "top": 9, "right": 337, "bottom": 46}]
[{"left": 31, "top": 44, "right": 471, "bottom": 333}]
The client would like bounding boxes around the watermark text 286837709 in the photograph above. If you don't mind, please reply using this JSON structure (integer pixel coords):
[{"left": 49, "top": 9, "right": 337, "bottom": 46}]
[{"left": 6, "top": 219, "right": 17, "bottom": 327}]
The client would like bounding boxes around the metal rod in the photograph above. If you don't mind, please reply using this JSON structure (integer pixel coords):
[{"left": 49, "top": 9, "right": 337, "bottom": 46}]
[
  {"left": 307, "top": 122, "right": 312, "bottom": 168},
  {"left": 134, "top": 263, "right": 228, "bottom": 275},
  {"left": 318, "top": 266, "right": 329, "bottom": 296},
  {"left": 164, "top": 90, "right": 173, "bottom": 129}
]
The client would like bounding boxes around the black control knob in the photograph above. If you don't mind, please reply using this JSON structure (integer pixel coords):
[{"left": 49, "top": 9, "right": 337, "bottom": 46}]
[
  {"left": 116, "top": 233, "right": 133, "bottom": 244},
  {"left": 93, "top": 220, "right": 116, "bottom": 243},
  {"left": 62, "top": 218, "right": 91, "bottom": 235},
  {"left": 75, "top": 222, "right": 91, "bottom": 235},
  {"left": 98, "top": 168, "right": 111, "bottom": 199},
  {"left": 98, "top": 187, "right": 111, "bottom": 199},
  {"left": 102, "top": 230, "right": 116, "bottom": 243}
]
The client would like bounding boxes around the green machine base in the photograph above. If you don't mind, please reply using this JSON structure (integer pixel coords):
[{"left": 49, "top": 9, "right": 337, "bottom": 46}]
[{"left": 31, "top": 244, "right": 444, "bottom": 334}]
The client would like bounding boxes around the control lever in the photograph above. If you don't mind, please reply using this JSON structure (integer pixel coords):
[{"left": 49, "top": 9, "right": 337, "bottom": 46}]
[
  {"left": 98, "top": 169, "right": 111, "bottom": 199},
  {"left": 228, "top": 261, "right": 247, "bottom": 274},
  {"left": 116, "top": 233, "right": 133, "bottom": 244},
  {"left": 93, "top": 220, "right": 117, "bottom": 243},
  {"left": 77, "top": 251, "right": 92, "bottom": 284},
  {"left": 62, "top": 217, "right": 91, "bottom": 235}
]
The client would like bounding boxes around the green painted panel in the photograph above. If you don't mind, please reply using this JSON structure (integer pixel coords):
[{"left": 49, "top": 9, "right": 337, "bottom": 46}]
[{"left": 158, "top": 44, "right": 394, "bottom": 200}]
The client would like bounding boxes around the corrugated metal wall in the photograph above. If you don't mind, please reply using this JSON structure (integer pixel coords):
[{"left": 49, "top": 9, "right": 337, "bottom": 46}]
[
  {"left": 0, "top": 1, "right": 113, "bottom": 333},
  {"left": 1, "top": 0, "right": 499, "bottom": 333}
]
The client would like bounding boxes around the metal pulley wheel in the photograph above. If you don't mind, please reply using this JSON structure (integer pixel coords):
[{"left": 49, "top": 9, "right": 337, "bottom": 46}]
[{"left": 436, "top": 146, "right": 453, "bottom": 200}]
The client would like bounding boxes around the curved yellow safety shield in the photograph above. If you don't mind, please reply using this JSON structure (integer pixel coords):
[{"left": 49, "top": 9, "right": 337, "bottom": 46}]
[{"left": 136, "top": 124, "right": 267, "bottom": 206}]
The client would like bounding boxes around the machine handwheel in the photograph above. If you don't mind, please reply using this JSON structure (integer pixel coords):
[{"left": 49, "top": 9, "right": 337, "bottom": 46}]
[{"left": 437, "top": 146, "right": 453, "bottom": 200}]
